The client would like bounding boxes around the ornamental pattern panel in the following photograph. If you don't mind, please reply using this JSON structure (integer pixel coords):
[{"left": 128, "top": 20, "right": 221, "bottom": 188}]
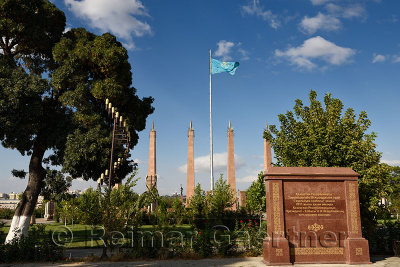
[
  {"left": 272, "top": 183, "right": 281, "bottom": 233},
  {"left": 290, "top": 247, "right": 344, "bottom": 255},
  {"left": 349, "top": 183, "right": 359, "bottom": 234},
  {"left": 276, "top": 248, "right": 283, "bottom": 256}
]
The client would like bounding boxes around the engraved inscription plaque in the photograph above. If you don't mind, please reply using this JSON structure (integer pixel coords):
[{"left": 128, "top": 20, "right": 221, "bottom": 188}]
[{"left": 262, "top": 167, "right": 371, "bottom": 265}]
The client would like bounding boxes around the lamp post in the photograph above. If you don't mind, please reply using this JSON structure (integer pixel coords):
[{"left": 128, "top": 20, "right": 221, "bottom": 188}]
[
  {"left": 103, "top": 99, "right": 131, "bottom": 190},
  {"left": 101, "top": 98, "right": 131, "bottom": 259}
]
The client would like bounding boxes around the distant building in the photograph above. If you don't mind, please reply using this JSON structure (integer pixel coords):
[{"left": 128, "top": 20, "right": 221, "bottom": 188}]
[
  {"left": 0, "top": 193, "right": 9, "bottom": 199},
  {"left": 9, "top": 192, "right": 18, "bottom": 200},
  {"left": 37, "top": 196, "right": 44, "bottom": 208},
  {"left": 0, "top": 195, "right": 44, "bottom": 209},
  {"left": 44, "top": 201, "right": 56, "bottom": 220},
  {"left": 0, "top": 199, "right": 19, "bottom": 209}
]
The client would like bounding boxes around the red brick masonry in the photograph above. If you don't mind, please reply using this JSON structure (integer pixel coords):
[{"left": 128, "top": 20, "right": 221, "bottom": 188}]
[{"left": 263, "top": 167, "right": 370, "bottom": 265}]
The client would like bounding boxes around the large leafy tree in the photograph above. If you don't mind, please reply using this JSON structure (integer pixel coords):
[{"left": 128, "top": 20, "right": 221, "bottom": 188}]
[
  {"left": 264, "top": 90, "right": 390, "bottom": 231},
  {"left": 1, "top": 0, "right": 154, "bottom": 242}
]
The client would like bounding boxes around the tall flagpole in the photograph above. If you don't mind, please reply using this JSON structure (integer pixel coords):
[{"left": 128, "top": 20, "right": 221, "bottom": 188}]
[{"left": 209, "top": 49, "right": 214, "bottom": 191}]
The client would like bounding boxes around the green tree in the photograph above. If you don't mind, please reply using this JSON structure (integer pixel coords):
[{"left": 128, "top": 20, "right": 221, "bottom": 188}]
[
  {"left": 246, "top": 172, "right": 266, "bottom": 214},
  {"left": 388, "top": 166, "right": 400, "bottom": 220},
  {"left": 187, "top": 183, "right": 209, "bottom": 227},
  {"left": 108, "top": 175, "right": 139, "bottom": 226},
  {"left": 1, "top": 0, "right": 154, "bottom": 242},
  {"left": 137, "top": 185, "right": 160, "bottom": 212},
  {"left": 40, "top": 169, "right": 72, "bottom": 202},
  {"left": 102, "top": 175, "right": 140, "bottom": 255},
  {"left": 156, "top": 200, "right": 169, "bottom": 226},
  {"left": 209, "top": 174, "right": 235, "bottom": 215},
  {"left": 58, "top": 197, "right": 79, "bottom": 226},
  {"left": 172, "top": 198, "right": 185, "bottom": 225},
  {"left": 77, "top": 188, "right": 103, "bottom": 226},
  {"left": 264, "top": 90, "right": 389, "bottom": 230}
]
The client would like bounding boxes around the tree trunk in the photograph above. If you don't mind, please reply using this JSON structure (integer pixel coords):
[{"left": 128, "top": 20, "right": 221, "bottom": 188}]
[{"left": 5, "top": 144, "right": 46, "bottom": 243}]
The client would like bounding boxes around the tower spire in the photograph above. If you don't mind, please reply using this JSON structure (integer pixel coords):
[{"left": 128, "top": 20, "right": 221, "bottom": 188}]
[
  {"left": 264, "top": 120, "right": 272, "bottom": 172},
  {"left": 227, "top": 120, "right": 237, "bottom": 210},
  {"left": 147, "top": 122, "right": 157, "bottom": 189},
  {"left": 187, "top": 121, "right": 195, "bottom": 203}
]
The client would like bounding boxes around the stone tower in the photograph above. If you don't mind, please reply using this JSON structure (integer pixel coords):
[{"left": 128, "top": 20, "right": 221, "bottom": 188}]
[
  {"left": 264, "top": 121, "right": 272, "bottom": 172},
  {"left": 186, "top": 121, "right": 195, "bottom": 203},
  {"left": 146, "top": 121, "right": 157, "bottom": 190},
  {"left": 227, "top": 120, "right": 237, "bottom": 195}
]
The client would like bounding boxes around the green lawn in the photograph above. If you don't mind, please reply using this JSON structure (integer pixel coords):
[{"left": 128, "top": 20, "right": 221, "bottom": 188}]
[{"left": 0, "top": 223, "right": 193, "bottom": 248}]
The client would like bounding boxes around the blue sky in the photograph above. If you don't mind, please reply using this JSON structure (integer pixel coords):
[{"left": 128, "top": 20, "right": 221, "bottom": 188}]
[{"left": 1, "top": 0, "right": 400, "bottom": 195}]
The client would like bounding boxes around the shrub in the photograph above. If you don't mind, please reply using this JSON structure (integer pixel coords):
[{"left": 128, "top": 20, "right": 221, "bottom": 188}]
[
  {"left": 0, "top": 208, "right": 15, "bottom": 219},
  {"left": 368, "top": 220, "right": 400, "bottom": 255},
  {"left": 0, "top": 224, "right": 64, "bottom": 263},
  {"left": 192, "top": 229, "right": 213, "bottom": 258}
]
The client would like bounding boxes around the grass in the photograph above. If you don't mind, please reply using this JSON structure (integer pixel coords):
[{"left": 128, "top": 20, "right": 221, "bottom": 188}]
[{"left": 0, "top": 222, "right": 194, "bottom": 248}]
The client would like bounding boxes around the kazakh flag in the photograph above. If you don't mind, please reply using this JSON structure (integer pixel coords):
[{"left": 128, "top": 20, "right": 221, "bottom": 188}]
[{"left": 211, "top": 58, "right": 240, "bottom": 75}]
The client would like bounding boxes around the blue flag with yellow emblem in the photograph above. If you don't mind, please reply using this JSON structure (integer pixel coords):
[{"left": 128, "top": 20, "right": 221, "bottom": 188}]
[{"left": 211, "top": 58, "right": 240, "bottom": 75}]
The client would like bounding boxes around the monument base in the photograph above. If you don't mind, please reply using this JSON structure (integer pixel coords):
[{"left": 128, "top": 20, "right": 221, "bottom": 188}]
[
  {"left": 263, "top": 237, "right": 291, "bottom": 266},
  {"left": 345, "top": 238, "right": 371, "bottom": 264}
]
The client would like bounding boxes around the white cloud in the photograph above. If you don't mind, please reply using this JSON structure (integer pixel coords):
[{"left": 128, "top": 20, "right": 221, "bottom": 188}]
[
  {"left": 241, "top": 0, "right": 280, "bottom": 29},
  {"left": 178, "top": 152, "right": 245, "bottom": 174},
  {"left": 214, "top": 40, "right": 235, "bottom": 61},
  {"left": 63, "top": 27, "right": 72, "bottom": 34},
  {"left": 300, "top": 13, "right": 341, "bottom": 34},
  {"left": 301, "top": 3, "right": 366, "bottom": 35},
  {"left": 237, "top": 175, "right": 257, "bottom": 183},
  {"left": 238, "top": 48, "right": 250, "bottom": 61},
  {"left": 310, "top": 0, "right": 333, "bottom": 5},
  {"left": 64, "top": 0, "right": 151, "bottom": 49},
  {"left": 372, "top": 53, "right": 386, "bottom": 63},
  {"left": 381, "top": 159, "right": 400, "bottom": 166},
  {"left": 325, "top": 3, "right": 366, "bottom": 19},
  {"left": 214, "top": 41, "right": 250, "bottom": 61},
  {"left": 237, "top": 43, "right": 250, "bottom": 61},
  {"left": 133, "top": 158, "right": 141, "bottom": 164},
  {"left": 275, "top": 36, "right": 355, "bottom": 70},
  {"left": 393, "top": 55, "right": 400, "bottom": 63},
  {"left": 237, "top": 169, "right": 262, "bottom": 183}
]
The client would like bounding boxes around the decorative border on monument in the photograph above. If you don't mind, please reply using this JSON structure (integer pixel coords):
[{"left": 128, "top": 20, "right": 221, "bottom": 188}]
[
  {"left": 290, "top": 247, "right": 344, "bottom": 255},
  {"left": 272, "top": 183, "right": 281, "bottom": 233},
  {"left": 348, "top": 183, "right": 359, "bottom": 234}
]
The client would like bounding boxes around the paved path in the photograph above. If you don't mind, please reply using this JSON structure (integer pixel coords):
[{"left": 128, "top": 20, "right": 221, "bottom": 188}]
[{"left": 1, "top": 256, "right": 399, "bottom": 267}]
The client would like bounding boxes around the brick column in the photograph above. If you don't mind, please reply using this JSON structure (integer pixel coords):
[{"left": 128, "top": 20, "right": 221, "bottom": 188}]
[
  {"left": 146, "top": 121, "right": 157, "bottom": 190},
  {"left": 343, "top": 180, "right": 371, "bottom": 264},
  {"left": 186, "top": 121, "right": 195, "bottom": 202},
  {"left": 227, "top": 121, "right": 237, "bottom": 210},
  {"left": 264, "top": 121, "right": 272, "bottom": 173},
  {"left": 263, "top": 179, "right": 290, "bottom": 265}
]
